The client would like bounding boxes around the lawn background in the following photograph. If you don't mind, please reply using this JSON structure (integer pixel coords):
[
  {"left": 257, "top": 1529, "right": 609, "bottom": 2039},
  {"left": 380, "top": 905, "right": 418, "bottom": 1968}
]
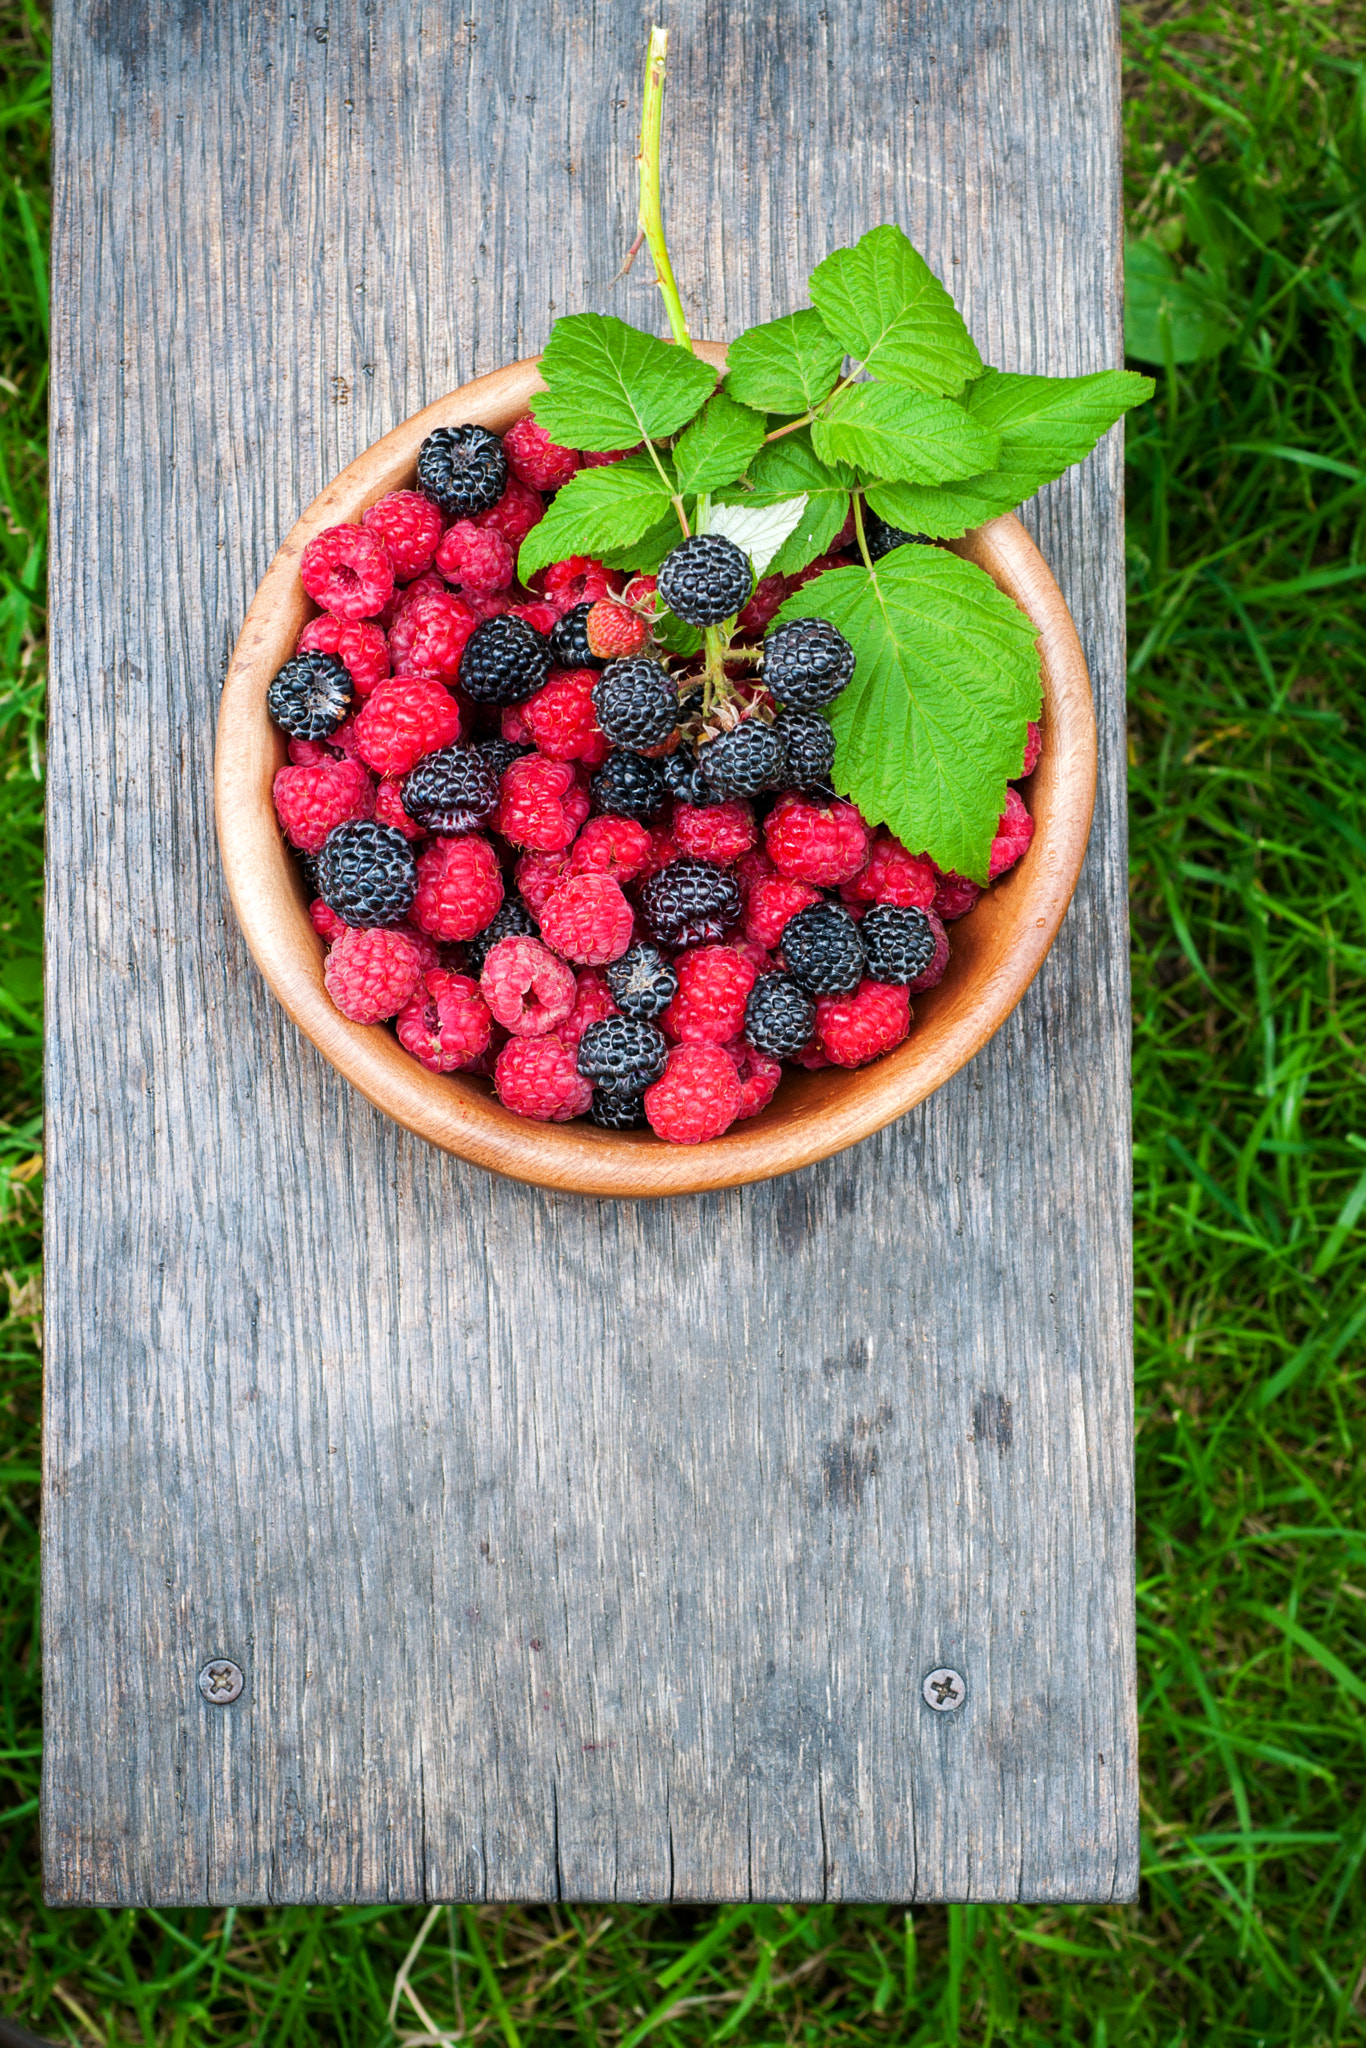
[{"left": 1, "top": 2, "right": 1363, "bottom": 2040}]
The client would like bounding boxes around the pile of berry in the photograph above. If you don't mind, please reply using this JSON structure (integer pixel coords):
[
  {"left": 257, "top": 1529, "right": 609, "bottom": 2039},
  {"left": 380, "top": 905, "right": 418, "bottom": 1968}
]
[{"left": 267, "top": 414, "right": 1038, "bottom": 1144}]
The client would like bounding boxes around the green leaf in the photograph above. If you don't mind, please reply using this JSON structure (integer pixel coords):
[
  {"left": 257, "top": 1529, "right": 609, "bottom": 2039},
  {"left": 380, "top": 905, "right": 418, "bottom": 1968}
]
[
  {"left": 517, "top": 457, "right": 676, "bottom": 581},
  {"left": 862, "top": 366, "right": 1155, "bottom": 538},
  {"left": 812, "top": 383, "right": 1001, "bottom": 484},
  {"left": 770, "top": 549, "right": 1041, "bottom": 881},
  {"left": 809, "top": 225, "right": 982, "bottom": 395},
  {"left": 721, "top": 309, "right": 846, "bottom": 412},
  {"left": 705, "top": 495, "right": 810, "bottom": 579},
  {"left": 1124, "top": 240, "right": 1231, "bottom": 364},
  {"left": 672, "top": 391, "right": 767, "bottom": 494},
  {"left": 597, "top": 513, "right": 687, "bottom": 575},
  {"left": 716, "top": 431, "right": 853, "bottom": 577},
  {"left": 651, "top": 610, "right": 704, "bottom": 657},
  {"left": 530, "top": 313, "right": 718, "bottom": 452}
]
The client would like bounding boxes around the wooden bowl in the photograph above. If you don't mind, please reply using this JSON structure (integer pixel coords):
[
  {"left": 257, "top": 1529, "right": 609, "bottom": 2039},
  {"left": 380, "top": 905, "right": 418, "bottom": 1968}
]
[{"left": 216, "top": 348, "right": 1096, "bottom": 1197}]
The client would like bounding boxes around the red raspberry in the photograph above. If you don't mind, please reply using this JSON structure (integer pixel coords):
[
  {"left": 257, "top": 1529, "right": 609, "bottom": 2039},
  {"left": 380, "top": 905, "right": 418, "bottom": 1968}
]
[
  {"left": 672, "top": 797, "right": 756, "bottom": 865},
  {"left": 1021, "top": 720, "right": 1043, "bottom": 777},
  {"left": 434, "top": 518, "right": 515, "bottom": 595},
  {"left": 734, "top": 572, "right": 786, "bottom": 640},
  {"left": 411, "top": 835, "right": 504, "bottom": 942},
  {"left": 354, "top": 676, "right": 461, "bottom": 775},
  {"left": 300, "top": 524, "right": 394, "bottom": 620},
  {"left": 661, "top": 945, "right": 758, "bottom": 1045},
  {"left": 541, "top": 555, "right": 621, "bottom": 614},
  {"left": 464, "top": 591, "right": 514, "bottom": 621},
  {"left": 639, "top": 822, "right": 680, "bottom": 880},
  {"left": 538, "top": 873, "right": 634, "bottom": 965},
  {"left": 287, "top": 738, "right": 335, "bottom": 767},
  {"left": 585, "top": 597, "right": 650, "bottom": 660},
  {"left": 622, "top": 573, "right": 659, "bottom": 609},
  {"left": 503, "top": 416, "right": 581, "bottom": 491},
  {"left": 841, "top": 831, "right": 936, "bottom": 910},
  {"left": 496, "top": 755, "right": 585, "bottom": 853},
  {"left": 764, "top": 793, "right": 870, "bottom": 886},
  {"left": 580, "top": 445, "right": 641, "bottom": 467},
  {"left": 784, "top": 549, "right": 849, "bottom": 595},
  {"left": 815, "top": 979, "right": 912, "bottom": 1067},
  {"left": 323, "top": 925, "right": 423, "bottom": 1023},
  {"left": 374, "top": 775, "right": 426, "bottom": 841},
  {"left": 494, "top": 1033, "right": 593, "bottom": 1121},
  {"left": 734, "top": 847, "right": 776, "bottom": 900},
  {"left": 515, "top": 849, "right": 572, "bottom": 916},
  {"left": 272, "top": 758, "right": 375, "bottom": 853},
  {"left": 509, "top": 599, "right": 561, "bottom": 636},
  {"left": 378, "top": 568, "right": 447, "bottom": 632},
  {"left": 362, "top": 491, "right": 444, "bottom": 581},
  {"left": 732, "top": 937, "right": 776, "bottom": 976},
  {"left": 387, "top": 589, "right": 479, "bottom": 680},
  {"left": 327, "top": 716, "right": 365, "bottom": 762},
  {"left": 399, "top": 924, "right": 443, "bottom": 974},
  {"left": 559, "top": 967, "right": 620, "bottom": 1050},
  {"left": 522, "top": 667, "right": 605, "bottom": 762},
  {"left": 743, "top": 873, "right": 822, "bottom": 947},
  {"left": 476, "top": 474, "right": 546, "bottom": 547},
  {"left": 310, "top": 898, "right": 348, "bottom": 943},
  {"left": 396, "top": 969, "right": 492, "bottom": 1071},
  {"left": 296, "top": 614, "right": 391, "bottom": 698},
  {"left": 830, "top": 504, "right": 858, "bottom": 551},
  {"left": 569, "top": 814, "right": 653, "bottom": 883},
  {"left": 644, "top": 1043, "right": 743, "bottom": 1144},
  {"left": 989, "top": 786, "right": 1035, "bottom": 879},
  {"left": 793, "top": 1038, "right": 832, "bottom": 1069},
  {"left": 725, "top": 1039, "right": 782, "bottom": 1119},
  {"left": 907, "top": 909, "right": 950, "bottom": 991},
  {"left": 932, "top": 869, "right": 982, "bottom": 921},
  {"left": 480, "top": 935, "right": 577, "bottom": 1036}
]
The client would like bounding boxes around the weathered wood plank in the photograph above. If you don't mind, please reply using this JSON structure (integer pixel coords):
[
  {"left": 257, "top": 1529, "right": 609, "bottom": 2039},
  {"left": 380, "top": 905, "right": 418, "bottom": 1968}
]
[{"left": 44, "top": 0, "right": 1135, "bottom": 1903}]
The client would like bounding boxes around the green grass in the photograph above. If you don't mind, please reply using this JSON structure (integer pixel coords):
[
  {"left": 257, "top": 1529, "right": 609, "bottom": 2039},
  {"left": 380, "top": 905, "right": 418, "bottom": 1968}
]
[{"left": 1, "top": 1, "right": 1364, "bottom": 2040}]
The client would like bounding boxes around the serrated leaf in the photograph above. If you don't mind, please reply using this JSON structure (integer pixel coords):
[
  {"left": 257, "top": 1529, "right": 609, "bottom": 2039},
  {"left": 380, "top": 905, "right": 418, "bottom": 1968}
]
[
  {"left": 651, "top": 610, "right": 705, "bottom": 657},
  {"left": 597, "top": 512, "right": 689, "bottom": 575},
  {"left": 809, "top": 225, "right": 982, "bottom": 395},
  {"left": 705, "top": 496, "right": 810, "bottom": 579},
  {"left": 716, "top": 430, "right": 854, "bottom": 577},
  {"left": 530, "top": 312, "right": 717, "bottom": 452},
  {"left": 722, "top": 309, "right": 846, "bottom": 412},
  {"left": 771, "top": 549, "right": 1041, "bottom": 881},
  {"left": 863, "top": 366, "right": 1156, "bottom": 537},
  {"left": 673, "top": 391, "right": 768, "bottom": 494},
  {"left": 517, "top": 457, "right": 677, "bottom": 581},
  {"left": 812, "top": 383, "right": 1001, "bottom": 484}
]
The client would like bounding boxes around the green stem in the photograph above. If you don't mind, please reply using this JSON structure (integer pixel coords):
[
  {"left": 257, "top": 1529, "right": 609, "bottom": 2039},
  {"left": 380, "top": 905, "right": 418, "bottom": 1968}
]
[
  {"left": 852, "top": 490, "right": 875, "bottom": 574},
  {"left": 761, "top": 372, "right": 861, "bottom": 443},
  {"left": 702, "top": 625, "right": 728, "bottom": 717},
  {"left": 638, "top": 28, "right": 693, "bottom": 353}
]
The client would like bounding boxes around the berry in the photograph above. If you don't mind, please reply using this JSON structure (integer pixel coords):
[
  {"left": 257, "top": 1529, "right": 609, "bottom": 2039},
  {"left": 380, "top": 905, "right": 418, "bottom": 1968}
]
[
  {"left": 581, "top": 446, "right": 639, "bottom": 467},
  {"left": 699, "top": 719, "right": 787, "bottom": 797},
  {"left": 932, "top": 869, "right": 982, "bottom": 921},
  {"left": 410, "top": 834, "right": 504, "bottom": 942},
  {"left": 591, "top": 1088, "right": 647, "bottom": 1129},
  {"left": 815, "top": 979, "right": 912, "bottom": 1066},
  {"left": 323, "top": 925, "right": 423, "bottom": 1023},
  {"left": 569, "top": 814, "right": 654, "bottom": 883},
  {"left": 860, "top": 903, "right": 938, "bottom": 985},
  {"left": 547, "top": 603, "right": 606, "bottom": 671},
  {"left": 743, "top": 873, "right": 822, "bottom": 948},
  {"left": 354, "top": 675, "right": 461, "bottom": 775},
  {"left": 663, "top": 748, "right": 725, "bottom": 807},
  {"left": 863, "top": 512, "right": 929, "bottom": 562},
  {"left": 1021, "top": 720, "right": 1043, "bottom": 777},
  {"left": 734, "top": 571, "right": 787, "bottom": 640},
  {"left": 764, "top": 793, "right": 870, "bottom": 886},
  {"left": 416, "top": 423, "right": 509, "bottom": 519},
  {"left": 397, "top": 969, "right": 493, "bottom": 1071},
  {"left": 726, "top": 1040, "right": 782, "bottom": 1118},
  {"left": 772, "top": 709, "right": 835, "bottom": 789},
  {"left": 464, "top": 893, "right": 540, "bottom": 977},
  {"left": 559, "top": 968, "right": 620, "bottom": 1050},
  {"left": 502, "top": 415, "right": 580, "bottom": 491},
  {"left": 786, "top": 549, "right": 852, "bottom": 593},
  {"left": 480, "top": 935, "right": 577, "bottom": 1036},
  {"left": 310, "top": 900, "right": 348, "bottom": 948},
  {"left": 780, "top": 901, "right": 867, "bottom": 994},
  {"left": 641, "top": 821, "right": 681, "bottom": 878},
  {"left": 841, "top": 831, "right": 936, "bottom": 909},
  {"left": 476, "top": 474, "right": 546, "bottom": 547},
  {"left": 657, "top": 534, "right": 753, "bottom": 626},
  {"left": 592, "top": 657, "right": 678, "bottom": 750},
  {"left": 541, "top": 556, "right": 620, "bottom": 613},
  {"left": 401, "top": 745, "right": 499, "bottom": 834},
  {"left": 434, "top": 517, "right": 515, "bottom": 595},
  {"left": 589, "top": 750, "right": 667, "bottom": 821},
  {"left": 380, "top": 568, "right": 447, "bottom": 631},
  {"left": 538, "top": 873, "right": 635, "bottom": 965},
  {"left": 374, "top": 776, "right": 426, "bottom": 840},
  {"left": 672, "top": 797, "right": 756, "bottom": 865},
  {"left": 497, "top": 754, "right": 587, "bottom": 851},
  {"left": 585, "top": 597, "right": 650, "bottom": 660},
  {"left": 761, "top": 618, "right": 855, "bottom": 710},
  {"left": 639, "top": 858, "right": 741, "bottom": 948},
  {"left": 267, "top": 650, "right": 354, "bottom": 739},
  {"left": 989, "top": 786, "right": 1035, "bottom": 879},
  {"left": 317, "top": 820, "right": 417, "bottom": 928},
  {"left": 605, "top": 943, "right": 677, "bottom": 1021},
  {"left": 386, "top": 588, "right": 478, "bottom": 679},
  {"left": 494, "top": 1034, "right": 593, "bottom": 1121},
  {"left": 473, "top": 736, "right": 528, "bottom": 782},
  {"left": 296, "top": 617, "right": 390, "bottom": 699},
  {"left": 509, "top": 600, "right": 562, "bottom": 637},
  {"left": 459, "top": 614, "right": 551, "bottom": 705},
  {"left": 514, "top": 850, "right": 572, "bottom": 917},
  {"left": 743, "top": 973, "right": 815, "bottom": 1060},
  {"left": 300, "top": 524, "right": 395, "bottom": 620},
  {"left": 273, "top": 757, "right": 375, "bottom": 854},
  {"left": 734, "top": 847, "right": 776, "bottom": 899},
  {"left": 661, "top": 946, "right": 757, "bottom": 1046},
  {"left": 361, "top": 491, "right": 444, "bottom": 580},
  {"left": 576, "top": 1016, "right": 669, "bottom": 1092},
  {"left": 907, "top": 909, "right": 950, "bottom": 992},
  {"left": 644, "top": 1043, "right": 743, "bottom": 1145}
]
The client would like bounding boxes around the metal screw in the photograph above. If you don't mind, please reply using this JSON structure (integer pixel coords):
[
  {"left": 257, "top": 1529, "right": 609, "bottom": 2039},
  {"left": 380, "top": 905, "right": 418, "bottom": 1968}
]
[
  {"left": 198, "top": 1659, "right": 244, "bottom": 1705},
  {"left": 922, "top": 1667, "right": 966, "bottom": 1712}
]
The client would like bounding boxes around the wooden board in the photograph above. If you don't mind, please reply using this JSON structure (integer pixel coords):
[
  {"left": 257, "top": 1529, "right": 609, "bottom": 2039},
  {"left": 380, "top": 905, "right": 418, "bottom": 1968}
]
[{"left": 44, "top": 0, "right": 1136, "bottom": 1904}]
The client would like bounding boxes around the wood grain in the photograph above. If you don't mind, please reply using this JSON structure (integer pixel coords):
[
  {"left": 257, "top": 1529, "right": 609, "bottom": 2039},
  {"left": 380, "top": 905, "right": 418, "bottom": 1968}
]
[{"left": 45, "top": 0, "right": 1136, "bottom": 1902}]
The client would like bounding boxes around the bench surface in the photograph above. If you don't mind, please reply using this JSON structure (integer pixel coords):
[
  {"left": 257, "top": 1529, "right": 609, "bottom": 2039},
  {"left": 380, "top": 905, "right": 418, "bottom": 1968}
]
[{"left": 44, "top": 0, "right": 1136, "bottom": 1904}]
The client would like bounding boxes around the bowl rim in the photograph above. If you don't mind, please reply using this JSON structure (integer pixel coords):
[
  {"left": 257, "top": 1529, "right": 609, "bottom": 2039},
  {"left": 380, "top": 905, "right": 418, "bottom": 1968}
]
[{"left": 215, "top": 348, "right": 1097, "bottom": 1199}]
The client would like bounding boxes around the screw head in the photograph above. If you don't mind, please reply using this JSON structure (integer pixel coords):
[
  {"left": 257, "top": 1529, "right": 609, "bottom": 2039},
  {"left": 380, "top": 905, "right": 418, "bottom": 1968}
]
[
  {"left": 922, "top": 1667, "right": 966, "bottom": 1712},
  {"left": 197, "top": 1659, "right": 244, "bottom": 1705}
]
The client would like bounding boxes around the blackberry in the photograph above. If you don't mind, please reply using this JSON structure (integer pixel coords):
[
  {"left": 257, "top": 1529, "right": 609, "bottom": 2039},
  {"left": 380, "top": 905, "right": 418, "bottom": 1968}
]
[
  {"left": 472, "top": 736, "right": 531, "bottom": 782},
  {"left": 605, "top": 943, "right": 678, "bottom": 1021},
  {"left": 638, "top": 857, "right": 741, "bottom": 949},
  {"left": 657, "top": 534, "right": 754, "bottom": 626},
  {"left": 743, "top": 973, "right": 816, "bottom": 1060},
  {"left": 400, "top": 745, "right": 499, "bottom": 834},
  {"left": 416, "top": 423, "right": 508, "bottom": 519},
  {"left": 458, "top": 614, "right": 552, "bottom": 705},
  {"left": 267, "top": 650, "right": 353, "bottom": 740},
  {"left": 591, "top": 1088, "right": 647, "bottom": 1129},
  {"left": 780, "top": 901, "right": 866, "bottom": 994},
  {"left": 864, "top": 511, "right": 931, "bottom": 562},
  {"left": 761, "top": 618, "right": 855, "bottom": 710},
  {"left": 592, "top": 657, "right": 678, "bottom": 750},
  {"left": 773, "top": 709, "right": 836, "bottom": 790},
  {"left": 860, "top": 903, "right": 938, "bottom": 986},
  {"left": 547, "top": 602, "right": 606, "bottom": 671},
  {"left": 699, "top": 719, "right": 787, "bottom": 797},
  {"left": 316, "top": 820, "right": 417, "bottom": 929},
  {"left": 575, "top": 1017, "right": 669, "bottom": 1093},
  {"left": 464, "top": 894, "right": 539, "bottom": 977},
  {"left": 589, "top": 749, "right": 668, "bottom": 821},
  {"left": 663, "top": 748, "right": 726, "bottom": 807}
]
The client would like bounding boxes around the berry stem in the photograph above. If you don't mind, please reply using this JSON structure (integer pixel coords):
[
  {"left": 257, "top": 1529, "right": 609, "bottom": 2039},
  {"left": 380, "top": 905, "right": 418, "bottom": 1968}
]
[
  {"left": 638, "top": 28, "right": 694, "bottom": 355},
  {"left": 852, "top": 490, "right": 876, "bottom": 574}
]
